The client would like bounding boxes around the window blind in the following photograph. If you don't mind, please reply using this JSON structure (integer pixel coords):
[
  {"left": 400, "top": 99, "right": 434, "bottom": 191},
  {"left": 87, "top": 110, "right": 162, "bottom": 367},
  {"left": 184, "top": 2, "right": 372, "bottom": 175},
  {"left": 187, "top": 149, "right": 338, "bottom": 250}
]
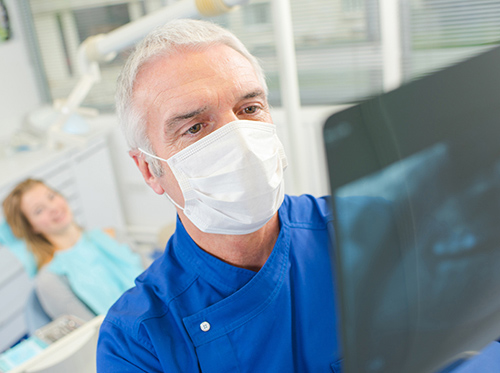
[
  {"left": 21, "top": 0, "right": 500, "bottom": 110},
  {"left": 401, "top": 0, "right": 500, "bottom": 82},
  {"left": 21, "top": 0, "right": 385, "bottom": 110}
]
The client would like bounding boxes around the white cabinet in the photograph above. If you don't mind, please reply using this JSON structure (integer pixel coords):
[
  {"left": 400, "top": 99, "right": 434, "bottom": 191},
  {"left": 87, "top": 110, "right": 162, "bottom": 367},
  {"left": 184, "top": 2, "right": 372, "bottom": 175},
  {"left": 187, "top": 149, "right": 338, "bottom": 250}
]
[{"left": 0, "top": 248, "right": 31, "bottom": 353}]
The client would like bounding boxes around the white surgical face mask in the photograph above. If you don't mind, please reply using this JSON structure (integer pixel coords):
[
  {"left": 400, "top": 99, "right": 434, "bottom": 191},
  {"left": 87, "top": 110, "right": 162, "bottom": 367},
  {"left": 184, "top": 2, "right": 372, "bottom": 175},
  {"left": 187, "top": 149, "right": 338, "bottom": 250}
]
[{"left": 139, "top": 120, "right": 287, "bottom": 235}]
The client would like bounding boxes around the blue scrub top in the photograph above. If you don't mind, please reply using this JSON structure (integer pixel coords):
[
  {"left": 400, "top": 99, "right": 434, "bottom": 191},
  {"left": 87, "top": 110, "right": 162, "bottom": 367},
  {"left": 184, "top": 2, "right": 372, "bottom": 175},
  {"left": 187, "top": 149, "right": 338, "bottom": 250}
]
[{"left": 97, "top": 194, "right": 342, "bottom": 372}]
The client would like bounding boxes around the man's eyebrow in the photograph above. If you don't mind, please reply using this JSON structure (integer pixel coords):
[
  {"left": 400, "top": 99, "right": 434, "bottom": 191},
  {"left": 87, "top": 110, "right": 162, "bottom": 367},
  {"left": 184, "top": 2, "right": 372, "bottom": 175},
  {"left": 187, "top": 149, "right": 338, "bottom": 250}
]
[
  {"left": 165, "top": 106, "right": 208, "bottom": 129},
  {"left": 242, "top": 89, "right": 266, "bottom": 100}
]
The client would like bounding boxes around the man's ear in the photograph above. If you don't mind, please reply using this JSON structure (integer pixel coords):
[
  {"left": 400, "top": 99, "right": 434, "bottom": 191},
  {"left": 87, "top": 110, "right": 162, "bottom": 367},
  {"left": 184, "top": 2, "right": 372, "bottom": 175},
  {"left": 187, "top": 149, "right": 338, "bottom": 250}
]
[{"left": 130, "top": 150, "right": 165, "bottom": 195}]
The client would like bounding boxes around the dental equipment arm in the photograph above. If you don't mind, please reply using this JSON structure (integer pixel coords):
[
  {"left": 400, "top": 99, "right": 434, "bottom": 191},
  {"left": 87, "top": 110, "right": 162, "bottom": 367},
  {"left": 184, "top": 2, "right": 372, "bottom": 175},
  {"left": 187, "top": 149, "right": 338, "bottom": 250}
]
[{"left": 48, "top": 0, "right": 249, "bottom": 148}]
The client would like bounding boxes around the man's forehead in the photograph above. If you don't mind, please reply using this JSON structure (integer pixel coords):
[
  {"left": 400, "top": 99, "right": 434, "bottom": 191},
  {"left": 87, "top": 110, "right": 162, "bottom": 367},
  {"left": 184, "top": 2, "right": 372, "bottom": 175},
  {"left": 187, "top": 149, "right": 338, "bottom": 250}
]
[
  {"left": 135, "top": 45, "right": 256, "bottom": 86},
  {"left": 137, "top": 56, "right": 262, "bottom": 99}
]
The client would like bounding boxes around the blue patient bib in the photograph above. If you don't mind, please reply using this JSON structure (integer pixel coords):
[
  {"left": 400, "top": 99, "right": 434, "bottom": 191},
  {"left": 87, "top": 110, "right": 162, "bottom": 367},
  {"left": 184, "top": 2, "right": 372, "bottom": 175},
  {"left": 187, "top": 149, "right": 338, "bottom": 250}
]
[{"left": 47, "top": 230, "right": 143, "bottom": 315}]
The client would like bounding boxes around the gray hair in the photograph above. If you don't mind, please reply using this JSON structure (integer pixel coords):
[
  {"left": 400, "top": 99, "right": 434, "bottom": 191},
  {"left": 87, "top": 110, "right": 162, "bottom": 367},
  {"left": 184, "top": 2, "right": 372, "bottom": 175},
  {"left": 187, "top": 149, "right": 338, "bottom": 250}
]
[{"left": 116, "top": 18, "right": 267, "bottom": 176}]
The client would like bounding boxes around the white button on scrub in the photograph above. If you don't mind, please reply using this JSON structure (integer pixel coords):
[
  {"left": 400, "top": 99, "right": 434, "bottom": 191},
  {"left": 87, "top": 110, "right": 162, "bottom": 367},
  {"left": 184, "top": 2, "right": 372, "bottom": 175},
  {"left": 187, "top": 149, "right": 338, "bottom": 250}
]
[{"left": 200, "top": 321, "right": 211, "bottom": 332}]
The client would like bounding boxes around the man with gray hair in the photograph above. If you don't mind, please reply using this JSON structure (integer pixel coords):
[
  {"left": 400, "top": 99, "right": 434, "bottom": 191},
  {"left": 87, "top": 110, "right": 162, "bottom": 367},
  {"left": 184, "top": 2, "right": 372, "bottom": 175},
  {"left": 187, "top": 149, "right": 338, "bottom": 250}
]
[{"left": 97, "top": 18, "right": 342, "bottom": 372}]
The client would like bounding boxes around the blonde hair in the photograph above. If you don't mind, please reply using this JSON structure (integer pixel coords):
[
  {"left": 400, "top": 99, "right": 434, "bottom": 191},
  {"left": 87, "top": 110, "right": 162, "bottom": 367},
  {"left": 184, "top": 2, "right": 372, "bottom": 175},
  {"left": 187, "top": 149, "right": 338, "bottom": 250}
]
[{"left": 3, "top": 179, "right": 56, "bottom": 269}]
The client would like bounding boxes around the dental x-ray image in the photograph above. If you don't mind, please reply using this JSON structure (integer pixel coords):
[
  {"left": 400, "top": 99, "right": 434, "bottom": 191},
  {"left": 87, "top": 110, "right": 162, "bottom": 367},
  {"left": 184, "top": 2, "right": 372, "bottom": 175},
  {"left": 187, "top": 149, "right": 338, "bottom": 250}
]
[{"left": 324, "top": 45, "right": 500, "bottom": 373}]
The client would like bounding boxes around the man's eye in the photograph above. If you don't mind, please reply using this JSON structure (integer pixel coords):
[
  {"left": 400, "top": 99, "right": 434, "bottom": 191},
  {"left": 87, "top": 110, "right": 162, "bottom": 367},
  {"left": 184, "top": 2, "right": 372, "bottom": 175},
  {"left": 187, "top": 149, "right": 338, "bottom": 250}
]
[
  {"left": 186, "top": 123, "right": 202, "bottom": 134},
  {"left": 244, "top": 106, "right": 259, "bottom": 114}
]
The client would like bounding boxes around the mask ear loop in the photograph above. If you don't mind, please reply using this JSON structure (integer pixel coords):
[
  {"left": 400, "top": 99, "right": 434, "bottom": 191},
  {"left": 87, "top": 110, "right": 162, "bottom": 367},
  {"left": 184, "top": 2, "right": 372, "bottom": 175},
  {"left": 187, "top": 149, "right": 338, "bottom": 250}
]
[
  {"left": 138, "top": 148, "right": 185, "bottom": 211},
  {"left": 138, "top": 147, "right": 168, "bottom": 163},
  {"left": 163, "top": 192, "right": 184, "bottom": 211}
]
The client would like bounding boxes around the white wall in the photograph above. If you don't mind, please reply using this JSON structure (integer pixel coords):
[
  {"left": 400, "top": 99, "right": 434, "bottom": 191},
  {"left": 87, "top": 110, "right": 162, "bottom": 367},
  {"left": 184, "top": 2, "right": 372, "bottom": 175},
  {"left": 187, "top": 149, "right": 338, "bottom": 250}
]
[
  {"left": 271, "top": 105, "right": 347, "bottom": 198},
  {"left": 0, "top": 0, "right": 41, "bottom": 142}
]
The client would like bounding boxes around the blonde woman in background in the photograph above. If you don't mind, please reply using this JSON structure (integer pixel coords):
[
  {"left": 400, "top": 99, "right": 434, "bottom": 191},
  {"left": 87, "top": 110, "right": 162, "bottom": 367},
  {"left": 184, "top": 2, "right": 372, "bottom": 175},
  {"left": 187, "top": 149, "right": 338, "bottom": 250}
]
[{"left": 3, "top": 178, "right": 144, "bottom": 321}]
